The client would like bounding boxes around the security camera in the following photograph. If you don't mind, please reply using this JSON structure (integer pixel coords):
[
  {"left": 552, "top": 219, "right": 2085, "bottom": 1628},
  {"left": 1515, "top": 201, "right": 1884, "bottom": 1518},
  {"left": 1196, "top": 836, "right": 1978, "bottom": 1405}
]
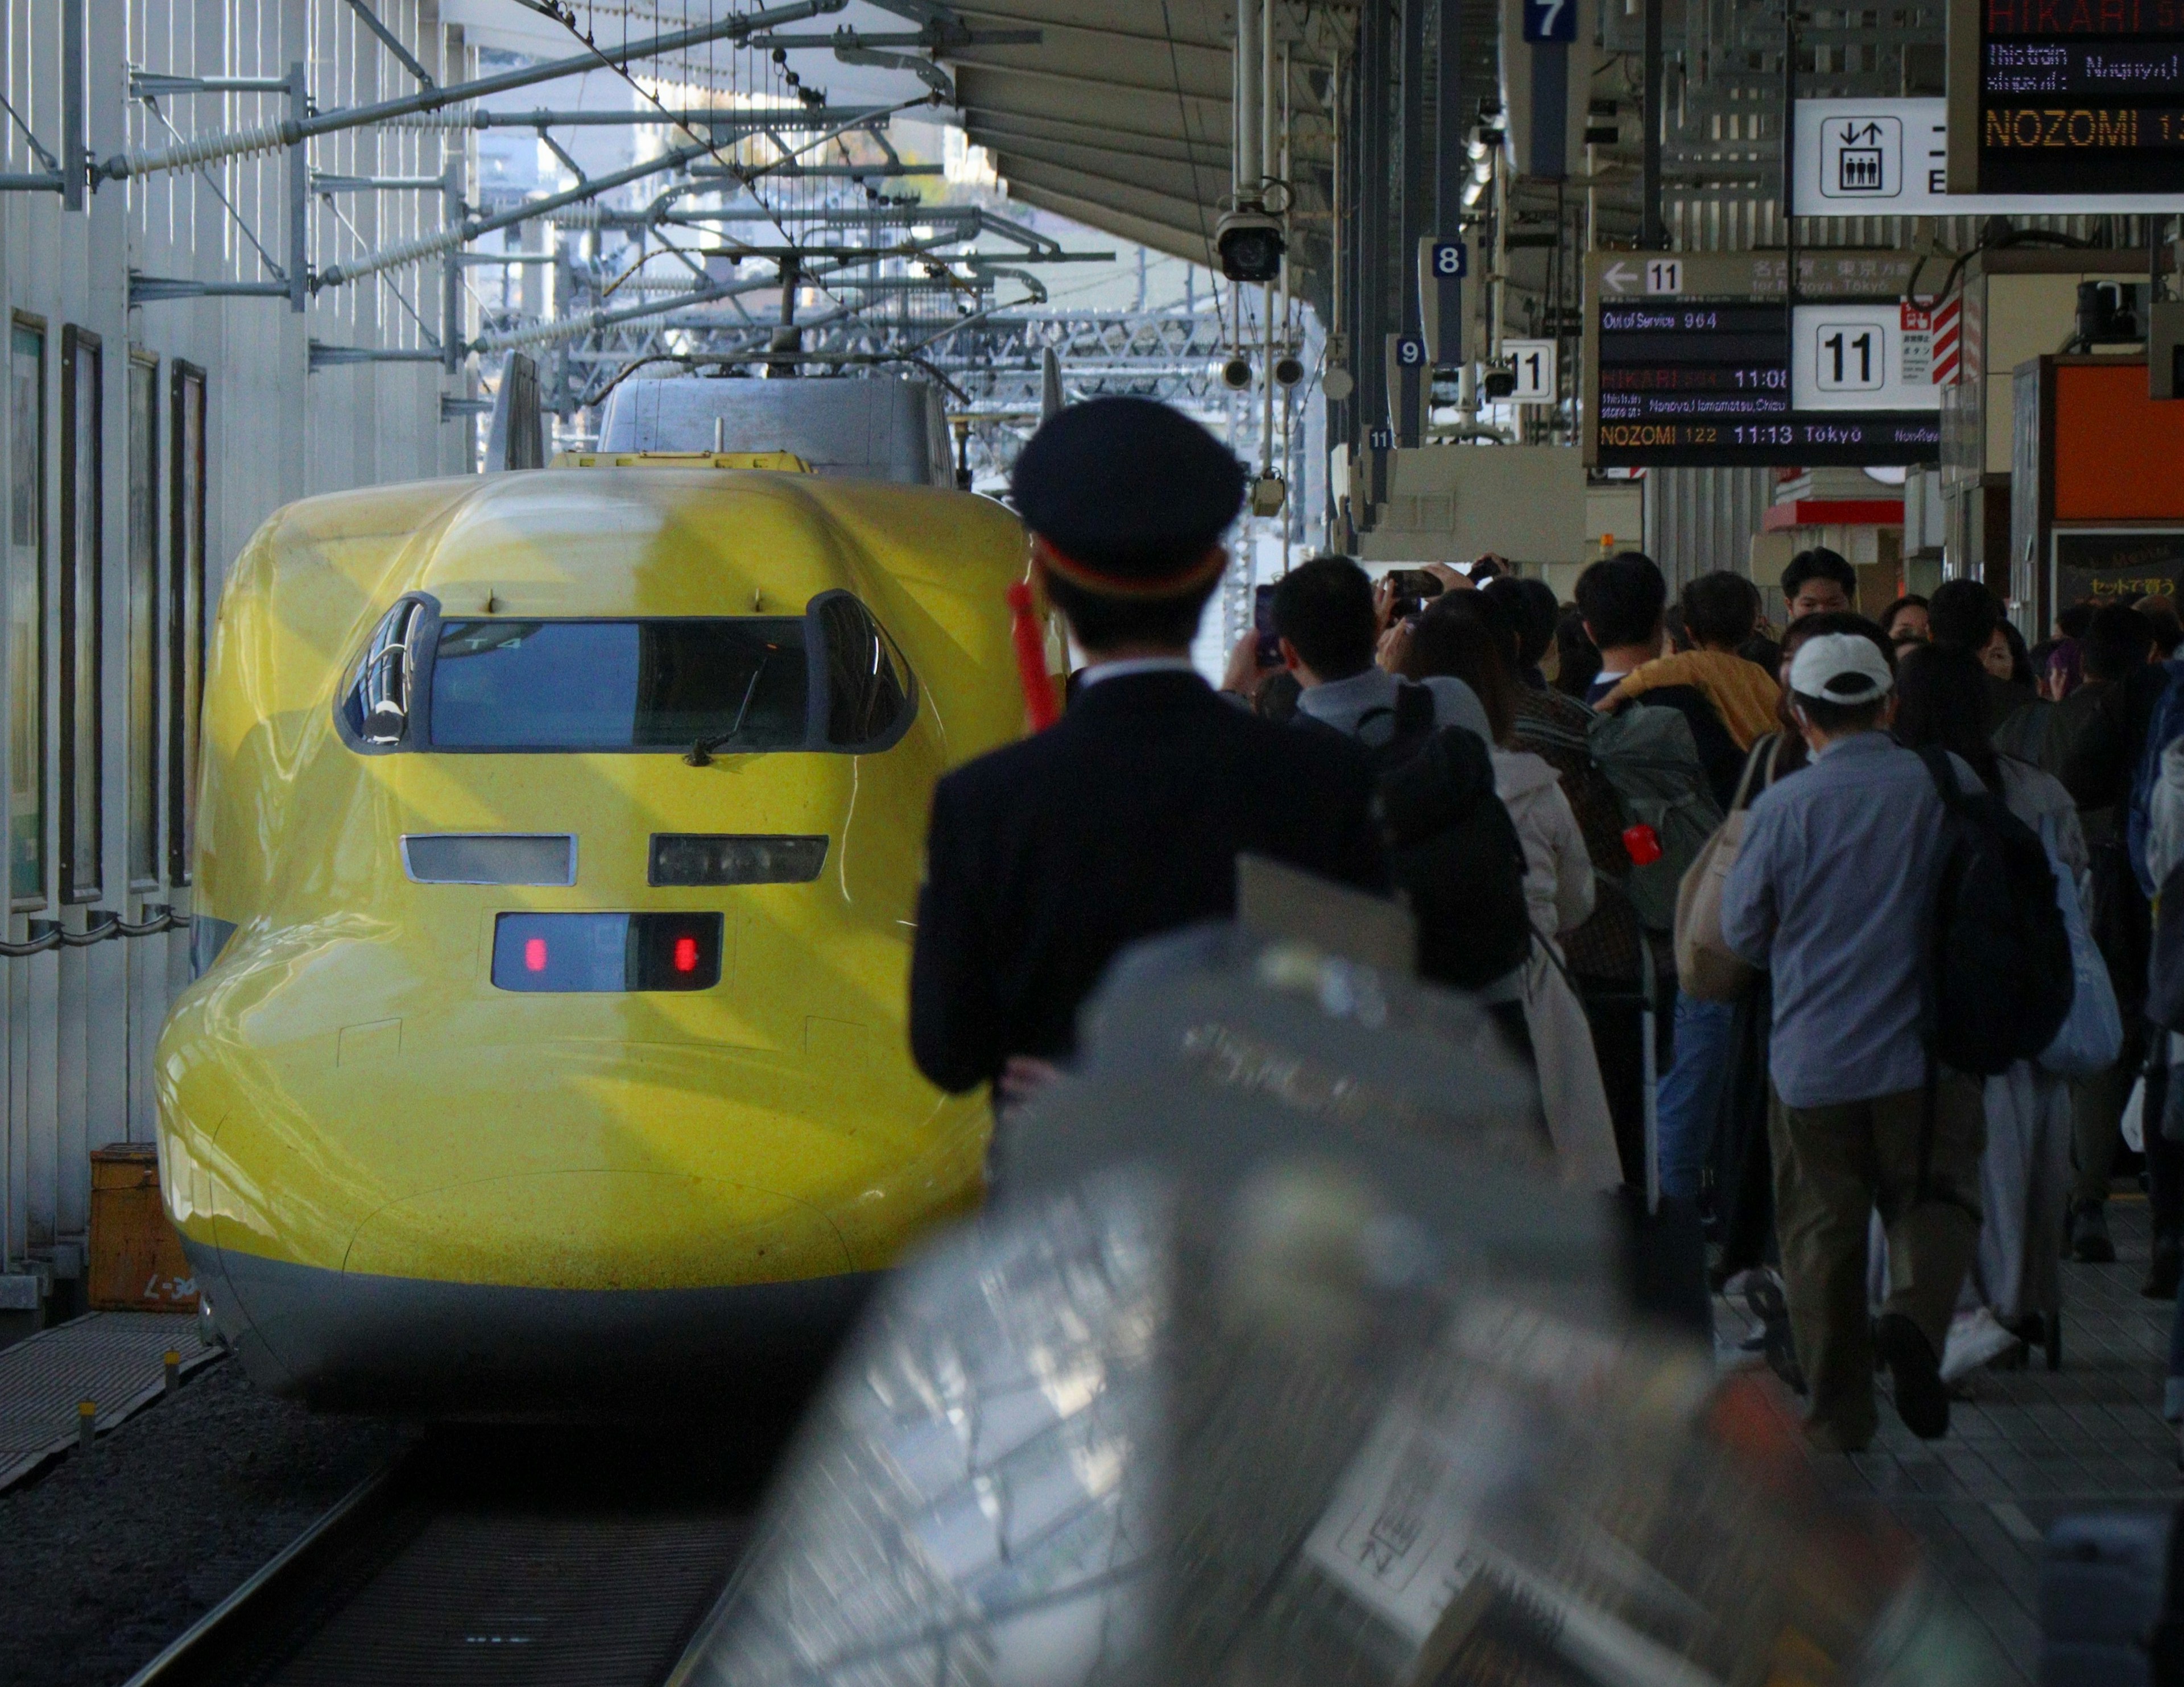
[
  {"left": 1249, "top": 472, "right": 1287, "bottom": 517},
  {"left": 1273, "top": 354, "right": 1305, "bottom": 387},
  {"left": 1215, "top": 207, "right": 1285, "bottom": 283},
  {"left": 1221, "top": 354, "right": 1254, "bottom": 390},
  {"left": 1481, "top": 368, "right": 1517, "bottom": 399}
]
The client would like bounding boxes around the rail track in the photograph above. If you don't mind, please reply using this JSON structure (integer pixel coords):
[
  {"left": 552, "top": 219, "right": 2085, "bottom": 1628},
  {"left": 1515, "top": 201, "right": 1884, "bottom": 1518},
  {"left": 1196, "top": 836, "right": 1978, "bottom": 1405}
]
[{"left": 120, "top": 1420, "right": 786, "bottom": 1687}]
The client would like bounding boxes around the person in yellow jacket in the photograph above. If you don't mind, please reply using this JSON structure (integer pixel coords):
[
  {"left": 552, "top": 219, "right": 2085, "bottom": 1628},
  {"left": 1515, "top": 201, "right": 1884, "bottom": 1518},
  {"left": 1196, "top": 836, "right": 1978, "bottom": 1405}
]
[{"left": 1595, "top": 571, "right": 1783, "bottom": 751}]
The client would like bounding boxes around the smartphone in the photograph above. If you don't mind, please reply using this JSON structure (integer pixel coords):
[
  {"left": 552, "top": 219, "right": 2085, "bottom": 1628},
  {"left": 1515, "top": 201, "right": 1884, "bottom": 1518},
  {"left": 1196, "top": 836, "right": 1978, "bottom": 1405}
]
[
  {"left": 1387, "top": 568, "right": 1446, "bottom": 602},
  {"left": 1254, "top": 584, "right": 1281, "bottom": 667}
]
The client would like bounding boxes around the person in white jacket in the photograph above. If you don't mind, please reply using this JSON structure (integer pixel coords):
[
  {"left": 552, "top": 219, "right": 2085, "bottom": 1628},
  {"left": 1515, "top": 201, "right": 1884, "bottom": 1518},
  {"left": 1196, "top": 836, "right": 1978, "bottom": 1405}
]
[
  {"left": 1393, "top": 599, "right": 1624, "bottom": 1190},
  {"left": 1494, "top": 748, "right": 1625, "bottom": 1189}
]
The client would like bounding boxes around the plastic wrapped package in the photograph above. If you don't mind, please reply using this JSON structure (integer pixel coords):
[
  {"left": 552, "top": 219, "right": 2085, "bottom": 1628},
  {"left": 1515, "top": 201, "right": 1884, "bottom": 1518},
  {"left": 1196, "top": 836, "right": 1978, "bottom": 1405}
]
[{"left": 668, "top": 931, "right": 1996, "bottom": 1687}]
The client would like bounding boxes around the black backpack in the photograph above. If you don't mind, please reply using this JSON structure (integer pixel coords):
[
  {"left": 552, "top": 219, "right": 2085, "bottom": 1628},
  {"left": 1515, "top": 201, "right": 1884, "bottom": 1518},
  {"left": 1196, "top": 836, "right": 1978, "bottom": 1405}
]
[
  {"left": 1916, "top": 747, "right": 2074, "bottom": 1076},
  {"left": 1337, "top": 685, "right": 1534, "bottom": 991}
]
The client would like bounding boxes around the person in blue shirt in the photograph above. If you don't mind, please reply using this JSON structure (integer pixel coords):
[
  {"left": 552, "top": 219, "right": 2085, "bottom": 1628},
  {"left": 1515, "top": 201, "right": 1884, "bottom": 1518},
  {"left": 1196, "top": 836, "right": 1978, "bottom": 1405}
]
[{"left": 1720, "top": 630, "right": 1985, "bottom": 1452}]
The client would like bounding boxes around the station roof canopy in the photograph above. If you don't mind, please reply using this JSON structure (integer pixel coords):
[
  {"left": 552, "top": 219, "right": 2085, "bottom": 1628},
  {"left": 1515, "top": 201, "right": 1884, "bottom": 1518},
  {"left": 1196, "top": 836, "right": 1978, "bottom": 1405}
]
[{"left": 938, "top": 0, "right": 1342, "bottom": 280}]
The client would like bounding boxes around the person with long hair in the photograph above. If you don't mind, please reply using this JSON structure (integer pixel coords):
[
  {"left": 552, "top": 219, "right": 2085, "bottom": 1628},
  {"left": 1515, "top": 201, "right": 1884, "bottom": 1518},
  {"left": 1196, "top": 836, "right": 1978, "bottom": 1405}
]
[
  {"left": 1395, "top": 597, "right": 1622, "bottom": 1190},
  {"left": 1893, "top": 641, "right": 2087, "bottom": 1378}
]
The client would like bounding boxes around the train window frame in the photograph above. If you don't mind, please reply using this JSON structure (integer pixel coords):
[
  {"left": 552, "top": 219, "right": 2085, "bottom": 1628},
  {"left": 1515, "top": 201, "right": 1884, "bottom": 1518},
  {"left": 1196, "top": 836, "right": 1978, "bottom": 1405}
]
[
  {"left": 336, "top": 593, "right": 435, "bottom": 752},
  {"left": 167, "top": 360, "right": 205, "bottom": 886},
  {"left": 8, "top": 314, "right": 46, "bottom": 911},
  {"left": 333, "top": 592, "right": 919, "bottom": 756},
  {"left": 57, "top": 324, "right": 101, "bottom": 907},
  {"left": 813, "top": 589, "right": 918, "bottom": 754}
]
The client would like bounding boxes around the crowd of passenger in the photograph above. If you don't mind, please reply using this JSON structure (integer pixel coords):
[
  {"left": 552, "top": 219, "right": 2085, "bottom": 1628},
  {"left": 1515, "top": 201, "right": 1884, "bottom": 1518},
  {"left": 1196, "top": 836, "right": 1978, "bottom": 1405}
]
[
  {"left": 1213, "top": 545, "right": 2184, "bottom": 1452},
  {"left": 906, "top": 396, "right": 2181, "bottom": 1459}
]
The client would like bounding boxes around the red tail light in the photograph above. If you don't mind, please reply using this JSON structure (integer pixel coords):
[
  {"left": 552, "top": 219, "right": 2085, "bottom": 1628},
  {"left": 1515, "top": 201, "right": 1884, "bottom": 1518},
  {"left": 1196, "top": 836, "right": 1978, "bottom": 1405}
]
[
  {"left": 673, "top": 935, "right": 700, "bottom": 974},
  {"left": 524, "top": 937, "right": 549, "bottom": 973}
]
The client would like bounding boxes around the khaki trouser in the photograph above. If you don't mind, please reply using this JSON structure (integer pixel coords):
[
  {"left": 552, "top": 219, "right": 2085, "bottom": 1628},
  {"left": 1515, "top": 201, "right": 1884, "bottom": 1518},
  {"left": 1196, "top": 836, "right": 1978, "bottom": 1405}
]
[{"left": 1770, "top": 1078, "right": 1985, "bottom": 1448}]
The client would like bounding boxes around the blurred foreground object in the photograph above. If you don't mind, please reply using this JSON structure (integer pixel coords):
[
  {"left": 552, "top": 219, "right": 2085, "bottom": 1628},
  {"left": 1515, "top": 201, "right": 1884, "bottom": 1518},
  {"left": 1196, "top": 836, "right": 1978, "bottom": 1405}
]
[{"left": 672, "top": 931, "right": 1992, "bottom": 1687}]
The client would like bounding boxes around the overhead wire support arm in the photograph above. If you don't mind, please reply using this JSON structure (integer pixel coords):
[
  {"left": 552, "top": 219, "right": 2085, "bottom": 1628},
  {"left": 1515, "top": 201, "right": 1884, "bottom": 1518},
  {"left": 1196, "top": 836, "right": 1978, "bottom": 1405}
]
[
  {"left": 341, "top": 0, "right": 436, "bottom": 89},
  {"left": 0, "top": 85, "right": 63, "bottom": 191},
  {"left": 97, "top": 1, "right": 851, "bottom": 183}
]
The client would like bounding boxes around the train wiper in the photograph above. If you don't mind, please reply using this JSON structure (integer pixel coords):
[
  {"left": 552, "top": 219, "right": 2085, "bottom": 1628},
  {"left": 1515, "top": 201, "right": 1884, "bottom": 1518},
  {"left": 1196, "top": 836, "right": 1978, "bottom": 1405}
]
[{"left": 685, "top": 656, "right": 770, "bottom": 766}]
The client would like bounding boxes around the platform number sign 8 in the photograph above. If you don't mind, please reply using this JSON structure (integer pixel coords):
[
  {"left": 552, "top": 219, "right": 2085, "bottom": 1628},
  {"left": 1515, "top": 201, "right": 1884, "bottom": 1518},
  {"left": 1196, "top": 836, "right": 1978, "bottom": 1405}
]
[
  {"left": 1815, "top": 322, "right": 1883, "bottom": 391},
  {"left": 1432, "top": 241, "right": 1467, "bottom": 278}
]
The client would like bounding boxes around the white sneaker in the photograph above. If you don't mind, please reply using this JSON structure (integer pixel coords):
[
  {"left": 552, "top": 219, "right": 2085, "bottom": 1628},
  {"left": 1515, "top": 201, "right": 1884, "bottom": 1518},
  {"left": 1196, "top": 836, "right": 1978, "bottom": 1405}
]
[{"left": 1939, "top": 1305, "right": 2021, "bottom": 1383}]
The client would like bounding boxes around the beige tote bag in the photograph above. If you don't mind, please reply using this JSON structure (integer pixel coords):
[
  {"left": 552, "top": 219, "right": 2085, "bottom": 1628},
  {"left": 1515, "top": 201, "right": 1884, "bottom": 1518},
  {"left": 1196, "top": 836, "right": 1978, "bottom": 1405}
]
[{"left": 1674, "top": 736, "right": 1778, "bottom": 1000}]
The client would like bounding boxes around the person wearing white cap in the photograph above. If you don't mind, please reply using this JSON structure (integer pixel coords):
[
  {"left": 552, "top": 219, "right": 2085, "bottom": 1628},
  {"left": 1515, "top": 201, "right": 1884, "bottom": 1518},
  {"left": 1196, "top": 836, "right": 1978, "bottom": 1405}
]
[{"left": 1720, "top": 627, "right": 1988, "bottom": 1452}]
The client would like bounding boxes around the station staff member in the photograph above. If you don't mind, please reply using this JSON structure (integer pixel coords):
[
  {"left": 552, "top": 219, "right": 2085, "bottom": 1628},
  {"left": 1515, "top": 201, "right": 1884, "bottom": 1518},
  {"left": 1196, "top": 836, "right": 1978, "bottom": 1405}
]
[{"left": 909, "top": 396, "right": 1386, "bottom": 1105}]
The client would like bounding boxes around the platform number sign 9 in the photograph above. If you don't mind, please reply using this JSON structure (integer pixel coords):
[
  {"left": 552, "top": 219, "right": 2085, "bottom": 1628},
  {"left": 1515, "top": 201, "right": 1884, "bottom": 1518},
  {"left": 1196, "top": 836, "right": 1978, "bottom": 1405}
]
[
  {"left": 1502, "top": 338, "right": 1557, "bottom": 402},
  {"left": 1815, "top": 322, "right": 1882, "bottom": 391},
  {"left": 1395, "top": 337, "right": 1426, "bottom": 367},
  {"left": 1523, "top": 0, "right": 1577, "bottom": 42}
]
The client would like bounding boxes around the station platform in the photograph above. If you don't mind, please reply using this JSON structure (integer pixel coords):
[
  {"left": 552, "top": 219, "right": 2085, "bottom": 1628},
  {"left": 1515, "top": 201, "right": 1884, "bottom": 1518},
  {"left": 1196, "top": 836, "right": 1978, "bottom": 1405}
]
[
  {"left": 1728, "top": 1193, "right": 2179, "bottom": 1682},
  {"left": 0, "top": 1311, "right": 217, "bottom": 1491}
]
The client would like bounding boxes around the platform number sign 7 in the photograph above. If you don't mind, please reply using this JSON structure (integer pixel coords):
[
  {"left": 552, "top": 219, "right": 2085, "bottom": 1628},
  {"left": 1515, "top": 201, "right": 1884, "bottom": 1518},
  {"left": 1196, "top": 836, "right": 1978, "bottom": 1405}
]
[
  {"left": 1815, "top": 321, "right": 1883, "bottom": 390},
  {"left": 1524, "top": 0, "right": 1577, "bottom": 42}
]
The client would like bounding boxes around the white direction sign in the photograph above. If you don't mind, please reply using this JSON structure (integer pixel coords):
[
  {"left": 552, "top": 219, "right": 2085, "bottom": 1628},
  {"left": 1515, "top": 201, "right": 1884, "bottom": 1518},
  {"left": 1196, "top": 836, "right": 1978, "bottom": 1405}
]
[
  {"left": 1797, "top": 98, "right": 2184, "bottom": 213},
  {"left": 1503, "top": 339, "right": 1558, "bottom": 402},
  {"left": 1790, "top": 303, "right": 1942, "bottom": 411}
]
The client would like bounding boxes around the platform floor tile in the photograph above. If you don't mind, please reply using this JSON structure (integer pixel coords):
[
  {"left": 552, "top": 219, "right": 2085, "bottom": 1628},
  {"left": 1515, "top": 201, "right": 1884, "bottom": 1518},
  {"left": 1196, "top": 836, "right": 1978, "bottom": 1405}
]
[
  {"left": 0, "top": 1311, "right": 216, "bottom": 1491},
  {"left": 1721, "top": 1193, "right": 2180, "bottom": 1684}
]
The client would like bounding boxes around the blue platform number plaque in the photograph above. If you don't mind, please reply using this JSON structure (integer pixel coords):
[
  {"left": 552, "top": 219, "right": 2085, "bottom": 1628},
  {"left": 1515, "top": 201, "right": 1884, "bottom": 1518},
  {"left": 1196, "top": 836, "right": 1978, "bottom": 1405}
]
[{"left": 1523, "top": 0, "right": 1577, "bottom": 43}]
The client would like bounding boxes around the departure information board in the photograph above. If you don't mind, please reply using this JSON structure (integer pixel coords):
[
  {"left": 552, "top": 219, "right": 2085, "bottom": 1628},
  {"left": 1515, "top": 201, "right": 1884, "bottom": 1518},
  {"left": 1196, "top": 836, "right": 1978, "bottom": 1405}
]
[
  {"left": 1950, "top": 0, "right": 2184, "bottom": 193},
  {"left": 1583, "top": 255, "right": 1944, "bottom": 467}
]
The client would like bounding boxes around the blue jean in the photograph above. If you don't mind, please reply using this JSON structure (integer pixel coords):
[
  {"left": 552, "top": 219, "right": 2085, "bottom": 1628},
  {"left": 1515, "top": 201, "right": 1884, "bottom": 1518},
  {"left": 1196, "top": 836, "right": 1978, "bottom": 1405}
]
[{"left": 1657, "top": 992, "right": 1737, "bottom": 1202}]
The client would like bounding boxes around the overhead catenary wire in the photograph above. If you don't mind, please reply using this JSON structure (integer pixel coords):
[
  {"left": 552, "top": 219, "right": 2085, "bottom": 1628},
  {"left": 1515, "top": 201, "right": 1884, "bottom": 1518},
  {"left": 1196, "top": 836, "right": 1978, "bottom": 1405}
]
[{"left": 100, "top": 1, "right": 846, "bottom": 182}]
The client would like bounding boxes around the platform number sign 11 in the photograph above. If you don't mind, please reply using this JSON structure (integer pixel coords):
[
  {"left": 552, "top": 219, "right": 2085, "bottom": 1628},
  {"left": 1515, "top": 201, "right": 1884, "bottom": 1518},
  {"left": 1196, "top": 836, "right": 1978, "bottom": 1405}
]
[
  {"left": 1502, "top": 339, "right": 1557, "bottom": 403},
  {"left": 1814, "top": 321, "right": 1883, "bottom": 391}
]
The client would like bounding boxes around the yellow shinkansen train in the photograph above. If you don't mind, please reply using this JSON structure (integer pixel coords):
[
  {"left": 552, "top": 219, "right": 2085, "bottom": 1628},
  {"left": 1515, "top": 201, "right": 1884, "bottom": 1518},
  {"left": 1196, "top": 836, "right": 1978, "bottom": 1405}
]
[{"left": 154, "top": 453, "right": 1033, "bottom": 1412}]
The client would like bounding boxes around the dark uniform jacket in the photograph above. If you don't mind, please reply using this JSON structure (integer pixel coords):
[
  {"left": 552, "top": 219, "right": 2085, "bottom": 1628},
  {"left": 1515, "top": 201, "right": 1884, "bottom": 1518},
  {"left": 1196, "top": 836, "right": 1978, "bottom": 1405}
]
[{"left": 909, "top": 669, "right": 1387, "bottom": 1093}]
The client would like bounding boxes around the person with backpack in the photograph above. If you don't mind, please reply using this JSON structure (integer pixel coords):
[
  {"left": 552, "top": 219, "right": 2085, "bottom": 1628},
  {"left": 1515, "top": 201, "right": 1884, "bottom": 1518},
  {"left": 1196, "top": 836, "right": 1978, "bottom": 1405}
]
[
  {"left": 1271, "top": 557, "right": 1535, "bottom": 1011},
  {"left": 1484, "top": 577, "right": 1653, "bottom": 1182},
  {"left": 1392, "top": 597, "right": 1622, "bottom": 1189},
  {"left": 1894, "top": 642, "right": 2089, "bottom": 1374},
  {"left": 1600, "top": 572, "right": 1784, "bottom": 1210},
  {"left": 1719, "top": 631, "right": 1995, "bottom": 1450},
  {"left": 1274, "top": 555, "right": 1494, "bottom": 743},
  {"left": 2056, "top": 603, "right": 2164, "bottom": 1267},
  {"left": 1577, "top": 553, "right": 1744, "bottom": 808}
]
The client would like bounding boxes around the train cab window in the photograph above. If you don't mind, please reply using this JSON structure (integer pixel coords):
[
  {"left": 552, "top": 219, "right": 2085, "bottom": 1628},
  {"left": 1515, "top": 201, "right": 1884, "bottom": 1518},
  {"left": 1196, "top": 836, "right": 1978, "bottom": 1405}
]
[
  {"left": 341, "top": 598, "right": 426, "bottom": 746},
  {"left": 428, "top": 619, "right": 810, "bottom": 752},
  {"left": 817, "top": 594, "right": 915, "bottom": 749}
]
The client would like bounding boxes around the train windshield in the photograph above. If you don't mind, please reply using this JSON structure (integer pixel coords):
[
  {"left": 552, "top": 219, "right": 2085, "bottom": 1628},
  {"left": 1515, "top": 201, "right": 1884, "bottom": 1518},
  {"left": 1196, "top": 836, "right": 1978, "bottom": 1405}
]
[{"left": 428, "top": 619, "right": 810, "bottom": 751}]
